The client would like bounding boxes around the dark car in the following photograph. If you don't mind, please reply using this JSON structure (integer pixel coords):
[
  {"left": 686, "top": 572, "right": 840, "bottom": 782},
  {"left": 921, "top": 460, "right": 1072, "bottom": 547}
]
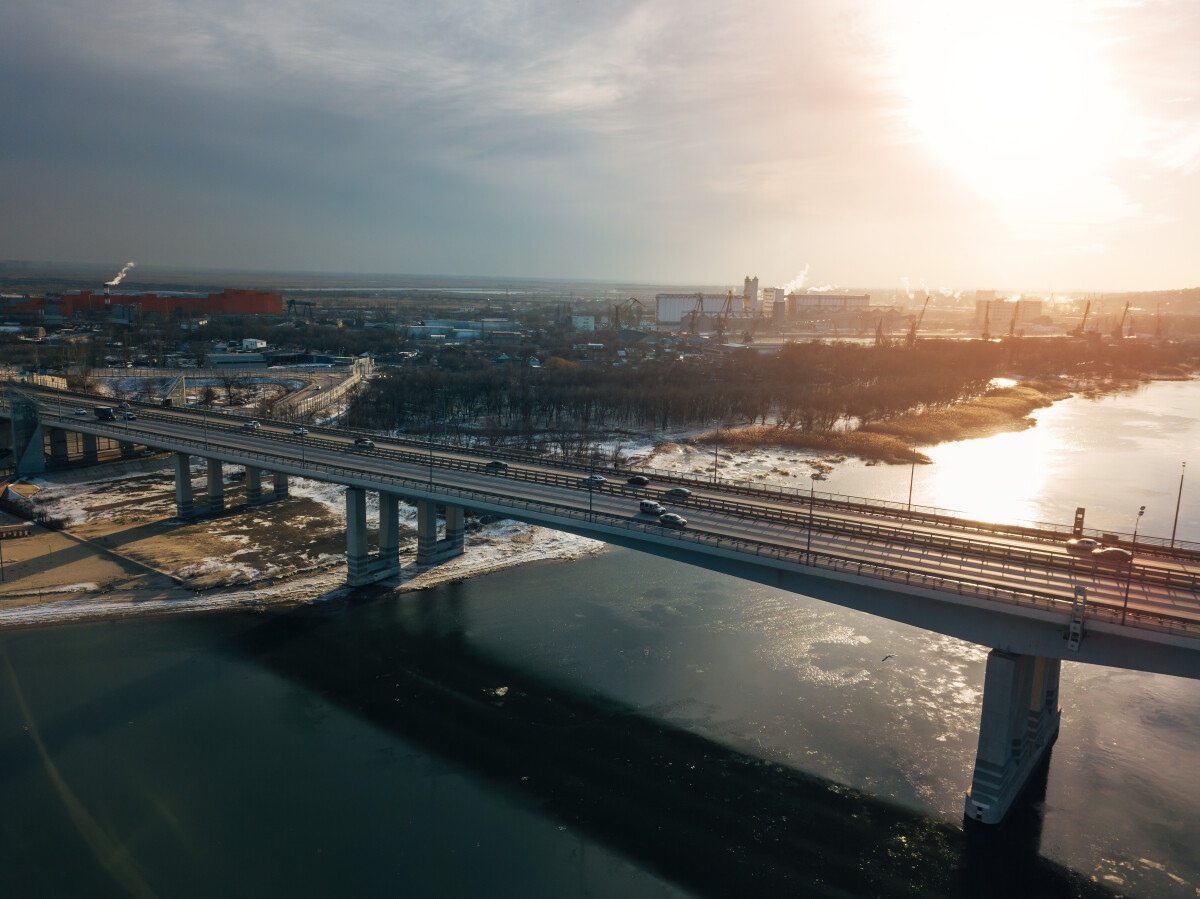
[
  {"left": 658, "top": 512, "right": 687, "bottom": 529},
  {"left": 123, "top": 412, "right": 137, "bottom": 420},
  {"left": 664, "top": 487, "right": 692, "bottom": 498},
  {"left": 1092, "top": 547, "right": 1133, "bottom": 566},
  {"left": 627, "top": 475, "right": 650, "bottom": 486},
  {"left": 484, "top": 460, "right": 508, "bottom": 472},
  {"left": 353, "top": 437, "right": 375, "bottom": 449}
]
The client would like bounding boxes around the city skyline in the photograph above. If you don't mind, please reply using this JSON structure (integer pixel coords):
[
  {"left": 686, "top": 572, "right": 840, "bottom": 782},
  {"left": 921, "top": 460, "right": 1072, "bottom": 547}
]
[{"left": 3, "top": 1, "right": 1199, "bottom": 292}]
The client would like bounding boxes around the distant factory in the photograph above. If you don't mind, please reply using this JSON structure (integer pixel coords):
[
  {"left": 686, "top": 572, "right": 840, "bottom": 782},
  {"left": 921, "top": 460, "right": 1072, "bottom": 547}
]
[{"left": 0, "top": 288, "right": 284, "bottom": 322}]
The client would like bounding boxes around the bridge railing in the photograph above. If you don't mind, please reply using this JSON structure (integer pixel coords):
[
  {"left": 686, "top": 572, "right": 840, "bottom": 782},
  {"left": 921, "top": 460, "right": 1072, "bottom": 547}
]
[
  {"left": 33, "top": 398, "right": 1200, "bottom": 596},
  {"left": 35, "top": 406, "right": 1200, "bottom": 643},
  {"left": 20, "top": 382, "right": 1200, "bottom": 557}
]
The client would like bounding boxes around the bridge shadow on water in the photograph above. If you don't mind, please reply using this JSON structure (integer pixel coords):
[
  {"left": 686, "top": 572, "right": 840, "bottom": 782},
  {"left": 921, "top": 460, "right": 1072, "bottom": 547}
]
[{"left": 220, "top": 588, "right": 1119, "bottom": 899}]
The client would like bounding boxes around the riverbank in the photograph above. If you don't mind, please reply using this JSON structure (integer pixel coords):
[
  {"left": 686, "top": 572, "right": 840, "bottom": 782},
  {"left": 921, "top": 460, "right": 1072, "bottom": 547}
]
[
  {"left": 0, "top": 465, "right": 602, "bottom": 629},
  {"left": 688, "top": 378, "right": 1120, "bottom": 465}
]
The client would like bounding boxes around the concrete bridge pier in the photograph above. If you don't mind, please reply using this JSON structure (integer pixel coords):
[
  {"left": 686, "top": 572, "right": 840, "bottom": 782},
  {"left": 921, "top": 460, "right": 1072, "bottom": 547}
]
[
  {"left": 274, "top": 472, "right": 289, "bottom": 499},
  {"left": 416, "top": 500, "right": 465, "bottom": 566},
  {"left": 48, "top": 428, "right": 69, "bottom": 466},
  {"left": 120, "top": 441, "right": 137, "bottom": 459},
  {"left": 246, "top": 466, "right": 263, "bottom": 504},
  {"left": 174, "top": 453, "right": 196, "bottom": 520},
  {"left": 207, "top": 458, "right": 224, "bottom": 512},
  {"left": 964, "top": 651, "right": 1061, "bottom": 825},
  {"left": 82, "top": 433, "right": 98, "bottom": 463},
  {"left": 345, "top": 488, "right": 404, "bottom": 586}
]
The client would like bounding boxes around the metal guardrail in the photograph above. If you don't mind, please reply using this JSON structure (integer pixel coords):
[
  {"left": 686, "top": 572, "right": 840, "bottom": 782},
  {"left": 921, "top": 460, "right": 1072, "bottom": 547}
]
[
  {"left": 36, "top": 405, "right": 1200, "bottom": 642},
  {"left": 16, "top": 383, "right": 1200, "bottom": 558}
]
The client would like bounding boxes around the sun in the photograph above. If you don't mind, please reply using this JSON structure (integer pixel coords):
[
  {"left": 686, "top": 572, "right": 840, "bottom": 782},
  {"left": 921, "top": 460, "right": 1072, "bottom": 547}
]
[{"left": 886, "top": 1, "right": 1137, "bottom": 228}]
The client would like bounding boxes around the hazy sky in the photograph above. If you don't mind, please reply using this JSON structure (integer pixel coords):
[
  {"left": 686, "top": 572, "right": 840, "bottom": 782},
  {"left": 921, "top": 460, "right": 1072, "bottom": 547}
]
[{"left": 2, "top": 0, "right": 1198, "bottom": 291}]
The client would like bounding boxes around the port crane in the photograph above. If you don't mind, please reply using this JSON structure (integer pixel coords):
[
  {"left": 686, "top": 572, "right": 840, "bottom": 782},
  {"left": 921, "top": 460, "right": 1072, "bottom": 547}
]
[
  {"left": 1007, "top": 299, "right": 1021, "bottom": 338},
  {"left": 286, "top": 298, "right": 316, "bottom": 321},
  {"left": 683, "top": 292, "right": 705, "bottom": 335},
  {"left": 712, "top": 291, "right": 736, "bottom": 341},
  {"left": 611, "top": 297, "right": 644, "bottom": 330},
  {"left": 1073, "top": 300, "right": 1091, "bottom": 337},
  {"left": 906, "top": 292, "right": 930, "bottom": 348},
  {"left": 1113, "top": 301, "right": 1131, "bottom": 339}
]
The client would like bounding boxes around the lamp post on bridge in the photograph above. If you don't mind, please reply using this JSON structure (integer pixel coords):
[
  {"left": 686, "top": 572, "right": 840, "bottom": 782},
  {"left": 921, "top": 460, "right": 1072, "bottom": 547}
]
[
  {"left": 1171, "top": 462, "right": 1186, "bottom": 548},
  {"left": 711, "top": 419, "right": 720, "bottom": 484},
  {"left": 806, "top": 473, "right": 817, "bottom": 564},
  {"left": 907, "top": 455, "right": 916, "bottom": 512},
  {"left": 1121, "top": 505, "right": 1146, "bottom": 624}
]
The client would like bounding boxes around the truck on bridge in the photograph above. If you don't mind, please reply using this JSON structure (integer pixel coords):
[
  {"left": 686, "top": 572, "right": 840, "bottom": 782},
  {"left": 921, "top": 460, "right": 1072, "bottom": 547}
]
[{"left": 93, "top": 406, "right": 116, "bottom": 420}]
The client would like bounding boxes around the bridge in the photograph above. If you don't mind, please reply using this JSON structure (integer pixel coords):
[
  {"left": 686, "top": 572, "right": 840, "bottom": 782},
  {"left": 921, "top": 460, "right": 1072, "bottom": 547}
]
[{"left": 7, "top": 384, "right": 1200, "bottom": 827}]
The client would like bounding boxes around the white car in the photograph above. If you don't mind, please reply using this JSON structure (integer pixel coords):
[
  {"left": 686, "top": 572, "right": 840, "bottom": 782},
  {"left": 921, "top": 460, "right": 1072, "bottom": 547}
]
[
  {"left": 579, "top": 475, "right": 607, "bottom": 487},
  {"left": 293, "top": 427, "right": 308, "bottom": 436},
  {"left": 74, "top": 409, "right": 87, "bottom": 416},
  {"left": 242, "top": 421, "right": 261, "bottom": 430},
  {"left": 1065, "top": 537, "right": 1101, "bottom": 554}
]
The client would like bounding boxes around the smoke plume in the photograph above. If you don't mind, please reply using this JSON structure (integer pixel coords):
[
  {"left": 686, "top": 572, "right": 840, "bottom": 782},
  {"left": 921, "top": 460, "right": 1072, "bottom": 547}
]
[
  {"left": 106, "top": 261, "right": 136, "bottom": 287},
  {"left": 782, "top": 264, "right": 809, "bottom": 294}
]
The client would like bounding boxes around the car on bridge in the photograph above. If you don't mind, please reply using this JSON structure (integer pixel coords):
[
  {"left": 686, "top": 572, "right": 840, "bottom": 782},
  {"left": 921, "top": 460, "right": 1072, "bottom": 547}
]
[
  {"left": 627, "top": 475, "right": 650, "bottom": 487},
  {"left": 74, "top": 409, "right": 87, "bottom": 416},
  {"left": 658, "top": 512, "right": 687, "bottom": 529},
  {"left": 242, "top": 421, "right": 261, "bottom": 430},
  {"left": 579, "top": 475, "right": 607, "bottom": 487},
  {"left": 123, "top": 412, "right": 137, "bottom": 420},
  {"left": 484, "top": 460, "right": 508, "bottom": 472},
  {"left": 353, "top": 437, "right": 375, "bottom": 449},
  {"left": 1065, "top": 537, "right": 1102, "bottom": 554},
  {"left": 1092, "top": 547, "right": 1133, "bottom": 566},
  {"left": 293, "top": 427, "right": 308, "bottom": 436},
  {"left": 664, "top": 487, "right": 692, "bottom": 499},
  {"left": 638, "top": 500, "right": 664, "bottom": 515}
]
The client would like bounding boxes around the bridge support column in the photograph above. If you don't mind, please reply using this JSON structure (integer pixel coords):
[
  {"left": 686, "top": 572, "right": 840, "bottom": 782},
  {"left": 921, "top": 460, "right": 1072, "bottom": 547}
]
[
  {"left": 207, "top": 458, "right": 224, "bottom": 512},
  {"left": 416, "top": 500, "right": 466, "bottom": 566},
  {"left": 344, "top": 488, "right": 398, "bottom": 586},
  {"left": 964, "top": 651, "right": 1061, "bottom": 825},
  {"left": 120, "top": 441, "right": 137, "bottom": 459},
  {"left": 174, "top": 453, "right": 195, "bottom": 520},
  {"left": 82, "top": 433, "right": 98, "bottom": 463},
  {"left": 246, "top": 466, "right": 262, "bottom": 504},
  {"left": 274, "top": 472, "right": 289, "bottom": 499},
  {"left": 48, "top": 428, "right": 69, "bottom": 466},
  {"left": 380, "top": 492, "right": 401, "bottom": 565}
]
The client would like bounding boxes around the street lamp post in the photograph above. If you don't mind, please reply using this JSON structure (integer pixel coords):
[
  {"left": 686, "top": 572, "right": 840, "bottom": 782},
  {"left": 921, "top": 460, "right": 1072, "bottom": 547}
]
[
  {"left": 907, "top": 456, "right": 916, "bottom": 512},
  {"left": 806, "top": 474, "right": 817, "bottom": 564},
  {"left": 1171, "top": 462, "right": 1187, "bottom": 548},
  {"left": 712, "top": 420, "right": 720, "bottom": 484},
  {"left": 1122, "top": 505, "right": 1146, "bottom": 624}
]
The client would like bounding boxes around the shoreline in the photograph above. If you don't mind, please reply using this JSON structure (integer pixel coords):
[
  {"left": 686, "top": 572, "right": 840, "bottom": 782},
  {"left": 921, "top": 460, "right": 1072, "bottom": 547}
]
[{"left": 685, "top": 376, "right": 1171, "bottom": 465}]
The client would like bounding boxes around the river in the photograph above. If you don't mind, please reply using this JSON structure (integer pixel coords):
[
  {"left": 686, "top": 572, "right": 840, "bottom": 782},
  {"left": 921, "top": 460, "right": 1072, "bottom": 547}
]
[{"left": 1, "top": 380, "right": 1198, "bottom": 897}]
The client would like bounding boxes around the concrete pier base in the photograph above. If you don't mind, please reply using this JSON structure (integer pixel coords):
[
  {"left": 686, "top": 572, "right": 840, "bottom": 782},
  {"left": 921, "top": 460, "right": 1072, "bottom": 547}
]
[
  {"left": 246, "top": 466, "right": 263, "bottom": 504},
  {"left": 48, "top": 428, "right": 68, "bottom": 466},
  {"left": 207, "top": 458, "right": 224, "bottom": 512},
  {"left": 82, "top": 433, "right": 98, "bottom": 463},
  {"left": 345, "top": 488, "right": 401, "bottom": 586},
  {"left": 120, "top": 441, "right": 137, "bottom": 459},
  {"left": 964, "top": 650, "right": 1061, "bottom": 825},
  {"left": 274, "top": 471, "right": 289, "bottom": 498},
  {"left": 416, "top": 500, "right": 465, "bottom": 566},
  {"left": 174, "top": 453, "right": 195, "bottom": 520}
]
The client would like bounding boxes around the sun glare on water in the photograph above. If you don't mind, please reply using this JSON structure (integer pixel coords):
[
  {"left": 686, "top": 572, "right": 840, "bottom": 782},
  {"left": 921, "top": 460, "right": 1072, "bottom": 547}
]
[{"left": 887, "top": 1, "right": 1138, "bottom": 230}]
